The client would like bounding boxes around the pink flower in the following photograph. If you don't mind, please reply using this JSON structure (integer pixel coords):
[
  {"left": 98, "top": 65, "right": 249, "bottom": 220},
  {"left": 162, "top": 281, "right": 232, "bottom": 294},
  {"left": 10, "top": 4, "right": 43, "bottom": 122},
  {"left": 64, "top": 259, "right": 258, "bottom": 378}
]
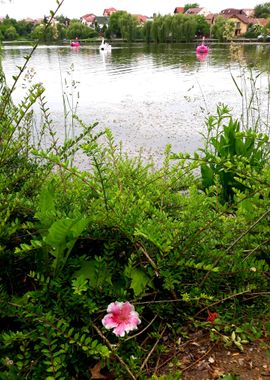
[{"left": 102, "top": 301, "right": 141, "bottom": 337}]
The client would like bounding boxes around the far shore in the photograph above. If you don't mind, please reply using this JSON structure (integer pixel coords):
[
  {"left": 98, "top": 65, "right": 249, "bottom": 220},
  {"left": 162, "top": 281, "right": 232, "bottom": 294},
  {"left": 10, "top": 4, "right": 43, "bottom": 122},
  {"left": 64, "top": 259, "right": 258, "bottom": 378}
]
[{"left": 2, "top": 37, "right": 270, "bottom": 46}]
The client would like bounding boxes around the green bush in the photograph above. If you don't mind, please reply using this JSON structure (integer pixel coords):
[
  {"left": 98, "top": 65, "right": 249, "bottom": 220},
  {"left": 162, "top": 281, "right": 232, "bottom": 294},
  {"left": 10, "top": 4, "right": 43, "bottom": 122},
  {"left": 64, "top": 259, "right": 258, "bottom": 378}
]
[
  {"left": 200, "top": 105, "right": 269, "bottom": 203},
  {"left": 1, "top": 28, "right": 270, "bottom": 379}
]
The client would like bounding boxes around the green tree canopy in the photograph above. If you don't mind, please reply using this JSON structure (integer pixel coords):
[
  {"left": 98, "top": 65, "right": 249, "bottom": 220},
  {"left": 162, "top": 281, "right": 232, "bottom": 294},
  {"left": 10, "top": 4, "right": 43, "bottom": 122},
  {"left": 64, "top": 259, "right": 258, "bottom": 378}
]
[
  {"left": 67, "top": 21, "right": 98, "bottom": 39},
  {"left": 262, "top": 20, "right": 270, "bottom": 34},
  {"left": 119, "top": 13, "right": 138, "bottom": 41},
  {"left": 254, "top": 2, "right": 270, "bottom": 18},
  {"left": 194, "top": 15, "right": 210, "bottom": 36},
  {"left": 4, "top": 25, "right": 18, "bottom": 40},
  {"left": 108, "top": 11, "right": 139, "bottom": 41},
  {"left": 211, "top": 16, "right": 235, "bottom": 41},
  {"left": 143, "top": 20, "right": 152, "bottom": 43},
  {"left": 16, "top": 20, "right": 34, "bottom": 36},
  {"left": 184, "top": 3, "right": 200, "bottom": 12}
]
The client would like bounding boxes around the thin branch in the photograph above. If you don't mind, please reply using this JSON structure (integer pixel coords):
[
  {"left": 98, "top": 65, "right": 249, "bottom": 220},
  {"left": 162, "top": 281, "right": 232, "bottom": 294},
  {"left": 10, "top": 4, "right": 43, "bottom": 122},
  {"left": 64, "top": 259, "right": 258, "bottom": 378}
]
[
  {"left": 194, "top": 289, "right": 251, "bottom": 317},
  {"left": 140, "top": 326, "right": 166, "bottom": 372},
  {"left": 135, "top": 241, "right": 159, "bottom": 277},
  {"left": 92, "top": 323, "right": 137, "bottom": 380},
  {"left": 181, "top": 342, "right": 216, "bottom": 372},
  {"left": 200, "top": 206, "right": 270, "bottom": 286},
  {"left": 225, "top": 207, "right": 270, "bottom": 254},
  {"left": 125, "top": 315, "right": 158, "bottom": 341},
  {"left": 242, "top": 238, "right": 270, "bottom": 262}
]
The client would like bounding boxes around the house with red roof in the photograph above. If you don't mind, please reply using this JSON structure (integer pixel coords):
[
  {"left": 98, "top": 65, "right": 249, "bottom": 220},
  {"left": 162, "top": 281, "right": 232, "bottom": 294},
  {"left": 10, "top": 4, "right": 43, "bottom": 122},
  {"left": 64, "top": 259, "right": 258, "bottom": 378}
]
[
  {"left": 222, "top": 13, "right": 250, "bottom": 35},
  {"left": 220, "top": 8, "right": 254, "bottom": 17},
  {"left": 103, "top": 8, "right": 117, "bottom": 17},
  {"left": 253, "top": 18, "right": 269, "bottom": 27},
  {"left": 133, "top": 14, "right": 148, "bottom": 24},
  {"left": 185, "top": 7, "right": 210, "bottom": 17},
  {"left": 80, "top": 13, "right": 96, "bottom": 27},
  {"left": 218, "top": 8, "right": 268, "bottom": 36},
  {"left": 174, "top": 7, "right": 185, "bottom": 14}
]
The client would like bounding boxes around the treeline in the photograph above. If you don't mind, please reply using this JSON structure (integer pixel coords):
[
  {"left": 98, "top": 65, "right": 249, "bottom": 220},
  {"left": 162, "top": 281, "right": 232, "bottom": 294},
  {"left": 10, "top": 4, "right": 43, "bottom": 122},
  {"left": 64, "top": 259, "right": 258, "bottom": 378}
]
[
  {"left": 1, "top": 11, "right": 269, "bottom": 43},
  {"left": 0, "top": 15, "right": 98, "bottom": 42},
  {"left": 109, "top": 12, "right": 270, "bottom": 42},
  {"left": 106, "top": 12, "right": 210, "bottom": 42},
  {"left": 0, "top": 12, "right": 211, "bottom": 43}
]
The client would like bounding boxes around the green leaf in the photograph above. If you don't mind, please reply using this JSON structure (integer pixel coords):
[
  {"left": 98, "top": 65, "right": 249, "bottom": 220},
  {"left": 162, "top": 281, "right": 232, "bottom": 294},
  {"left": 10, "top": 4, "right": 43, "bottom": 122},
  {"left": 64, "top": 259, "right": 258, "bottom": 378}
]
[
  {"left": 129, "top": 268, "right": 151, "bottom": 296},
  {"left": 45, "top": 217, "right": 88, "bottom": 249},
  {"left": 74, "top": 260, "right": 112, "bottom": 288},
  {"left": 36, "top": 180, "right": 57, "bottom": 228}
]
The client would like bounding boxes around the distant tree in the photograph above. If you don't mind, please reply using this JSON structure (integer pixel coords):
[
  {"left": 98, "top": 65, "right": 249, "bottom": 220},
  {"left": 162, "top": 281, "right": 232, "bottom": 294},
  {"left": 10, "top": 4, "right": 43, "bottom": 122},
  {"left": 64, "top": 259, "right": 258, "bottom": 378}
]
[
  {"left": 67, "top": 21, "right": 98, "bottom": 39},
  {"left": 1, "top": 15, "right": 18, "bottom": 29},
  {"left": 31, "top": 24, "right": 55, "bottom": 42},
  {"left": 151, "top": 15, "right": 162, "bottom": 42},
  {"left": 245, "top": 23, "right": 263, "bottom": 37},
  {"left": 55, "top": 14, "right": 70, "bottom": 25},
  {"left": 108, "top": 11, "right": 127, "bottom": 38},
  {"left": 56, "top": 23, "right": 67, "bottom": 40},
  {"left": 143, "top": 20, "right": 152, "bottom": 43},
  {"left": 31, "top": 23, "right": 63, "bottom": 42},
  {"left": 161, "top": 15, "right": 173, "bottom": 42},
  {"left": 184, "top": 3, "right": 199, "bottom": 12},
  {"left": 120, "top": 13, "right": 138, "bottom": 41},
  {"left": 211, "top": 16, "right": 234, "bottom": 41},
  {"left": 108, "top": 11, "right": 139, "bottom": 41},
  {"left": 182, "top": 16, "right": 197, "bottom": 41},
  {"left": 142, "top": 12, "right": 206, "bottom": 43},
  {"left": 223, "top": 19, "right": 235, "bottom": 40},
  {"left": 31, "top": 24, "right": 45, "bottom": 40},
  {"left": 16, "top": 20, "right": 34, "bottom": 36},
  {"left": 4, "top": 25, "right": 18, "bottom": 40},
  {"left": 101, "top": 23, "right": 108, "bottom": 36},
  {"left": 212, "top": 17, "right": 227, "bottom": 41},
  {"left": 254, "top": 2, "right": 270, "bottom": 18},
  {"left": 194, "top": 15, "right": 210, "bottom": 36},
  {"left": 262, "top": 20, "right": 270, "bottom": 34}
]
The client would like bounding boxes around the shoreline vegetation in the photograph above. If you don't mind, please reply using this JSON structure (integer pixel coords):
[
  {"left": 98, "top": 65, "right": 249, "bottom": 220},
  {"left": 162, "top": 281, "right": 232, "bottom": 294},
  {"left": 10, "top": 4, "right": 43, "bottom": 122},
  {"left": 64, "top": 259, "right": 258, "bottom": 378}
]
[
  {"left": 1, "top": 2, "right": 270, "bottom": 380},
  {"left": 2, "top": 38, "right": 270, "bottom": 45},
  {"left": 0, "top": 6, "right": 270, "bottom": 45}
]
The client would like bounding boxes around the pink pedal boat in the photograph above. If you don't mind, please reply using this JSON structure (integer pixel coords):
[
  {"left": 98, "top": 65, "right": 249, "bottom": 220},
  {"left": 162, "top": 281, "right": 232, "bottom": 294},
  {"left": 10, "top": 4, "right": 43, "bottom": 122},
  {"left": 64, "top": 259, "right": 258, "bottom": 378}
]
[{"left": 196, "top": 37, "right": 209, "bottom": 54}]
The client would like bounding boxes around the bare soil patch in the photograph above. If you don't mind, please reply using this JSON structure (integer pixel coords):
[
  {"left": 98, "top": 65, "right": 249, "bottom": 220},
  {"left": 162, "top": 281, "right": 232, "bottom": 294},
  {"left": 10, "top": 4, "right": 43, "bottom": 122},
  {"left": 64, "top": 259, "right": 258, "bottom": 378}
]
[{"left": 156, "top": 330, "right": 270, "bottom": 380}]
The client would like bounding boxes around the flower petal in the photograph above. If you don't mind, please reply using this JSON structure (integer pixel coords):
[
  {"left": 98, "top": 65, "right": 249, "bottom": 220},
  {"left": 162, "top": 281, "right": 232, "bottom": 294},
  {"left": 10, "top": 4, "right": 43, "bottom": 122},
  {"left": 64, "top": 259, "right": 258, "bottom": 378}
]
[
  {"left": 102, "top": 314, "right": 118, "bottom": 329},
  {"left": 113, "top": 324, "right": 126, "bottom": 337},
  {"left": 121, "top": 301, "right": 134, "bottom": 316},
  {"left": 107, "top": 301, "right": 123, "bottom": 313}
]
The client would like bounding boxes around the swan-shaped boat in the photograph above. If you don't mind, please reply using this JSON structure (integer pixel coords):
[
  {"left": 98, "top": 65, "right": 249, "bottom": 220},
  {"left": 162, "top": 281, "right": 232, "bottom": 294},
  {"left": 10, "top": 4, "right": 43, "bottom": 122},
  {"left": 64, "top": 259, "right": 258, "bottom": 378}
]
[{"left": 99, "top": 38, "right": 111, "bottom": 51}]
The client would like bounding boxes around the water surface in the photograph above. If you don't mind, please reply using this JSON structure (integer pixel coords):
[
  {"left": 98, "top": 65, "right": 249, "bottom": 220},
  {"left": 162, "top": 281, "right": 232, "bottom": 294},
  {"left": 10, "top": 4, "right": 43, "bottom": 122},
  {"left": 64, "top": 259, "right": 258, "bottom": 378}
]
[{"left": 2, "top": 42, "right": 270, "bottom": 163}]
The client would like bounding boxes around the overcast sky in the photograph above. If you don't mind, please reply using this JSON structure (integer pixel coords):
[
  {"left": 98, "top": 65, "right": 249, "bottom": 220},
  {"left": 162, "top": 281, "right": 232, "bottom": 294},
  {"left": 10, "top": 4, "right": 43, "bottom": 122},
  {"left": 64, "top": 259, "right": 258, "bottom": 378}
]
[{"left": 0, "top": 0, "right": 261, "bottom": 20}]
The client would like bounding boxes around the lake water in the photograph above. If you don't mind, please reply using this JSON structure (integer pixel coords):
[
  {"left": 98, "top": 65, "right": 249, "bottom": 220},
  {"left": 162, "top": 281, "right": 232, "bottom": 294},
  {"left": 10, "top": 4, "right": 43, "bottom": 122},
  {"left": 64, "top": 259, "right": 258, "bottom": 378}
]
[{"left": 2, "top": 42, "right": 270, "bottom": 163}]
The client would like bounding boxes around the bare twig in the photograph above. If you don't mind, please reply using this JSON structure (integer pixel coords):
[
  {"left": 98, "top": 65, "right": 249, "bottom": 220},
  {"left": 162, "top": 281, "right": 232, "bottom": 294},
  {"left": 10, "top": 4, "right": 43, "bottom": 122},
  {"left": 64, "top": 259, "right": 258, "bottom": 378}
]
[
  {"left": 135, "top": 241, "right": 159, "bottom": 277},
  {"left": 125, "top": 315, "right": 158, "bottom": 341},
  {"left": 140, "top": 326, "right": 166, "bottom": 372},
  {"left": 181, "top": 342, "right": 216, "bottom": 372},
  {"left": 200, "top": 206, "right": 270, "bottom": 286},
  {"left": 194, "top": 289, "right": 251, "bottom": 317},
  {"left": 92, "top": 323, "right": 137, "bottom": 380}
]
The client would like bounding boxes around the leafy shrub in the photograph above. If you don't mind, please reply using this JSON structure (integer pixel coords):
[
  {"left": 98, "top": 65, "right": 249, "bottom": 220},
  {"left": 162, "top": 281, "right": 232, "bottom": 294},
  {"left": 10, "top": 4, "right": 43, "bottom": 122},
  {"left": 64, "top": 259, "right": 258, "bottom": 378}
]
[
  {"left": 200, "top": 104, "right": 269, "bottom": 203},
  {"left": 1, "top": 20, "right": 270, "bottom": 379}
]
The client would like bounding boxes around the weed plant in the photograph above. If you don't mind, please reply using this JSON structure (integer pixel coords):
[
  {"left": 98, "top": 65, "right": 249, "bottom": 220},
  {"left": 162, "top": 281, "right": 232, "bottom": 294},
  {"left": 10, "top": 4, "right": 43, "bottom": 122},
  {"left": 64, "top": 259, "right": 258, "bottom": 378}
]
[{"left": 1, "top": 9, "right": 270, "bottom": 379}]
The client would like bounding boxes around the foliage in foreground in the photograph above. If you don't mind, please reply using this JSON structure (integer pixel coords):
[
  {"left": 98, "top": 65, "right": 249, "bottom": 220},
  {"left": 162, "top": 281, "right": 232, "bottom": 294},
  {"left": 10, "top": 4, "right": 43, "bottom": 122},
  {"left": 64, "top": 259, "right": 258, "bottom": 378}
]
[{"left": 1, "top": 51, "right": 270, "bottom": 379}]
